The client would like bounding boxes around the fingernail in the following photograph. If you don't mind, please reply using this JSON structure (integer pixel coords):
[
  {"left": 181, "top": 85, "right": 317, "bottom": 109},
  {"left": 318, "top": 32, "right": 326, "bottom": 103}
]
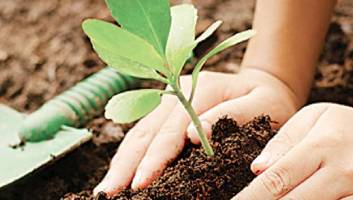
[
  {"left": 94, "top": 179, "right": 109, "bottom": 196},
  {"left": 252, "top": 152, "right": 271, "bottom": 174},
  {"left": 131, "top": 170, "right": 143, "bottom": 190},
  {"left": 201, "top": 121, "right": 212, "bottom": 136},
  {"left": 188, "top": 120, "right": 212, "bottom": 136}
]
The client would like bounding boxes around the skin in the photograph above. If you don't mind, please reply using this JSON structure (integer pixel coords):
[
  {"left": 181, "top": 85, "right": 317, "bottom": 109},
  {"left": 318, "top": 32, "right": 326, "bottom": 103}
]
[
  {"left": 94, "top": 69, "right": 300, "bottom": 195},
  {"left": 94, "top": 0, "right": 353, "bottom": 198},
  {"left": 233, "top": 103, "right": 353, "bottom": 199}
]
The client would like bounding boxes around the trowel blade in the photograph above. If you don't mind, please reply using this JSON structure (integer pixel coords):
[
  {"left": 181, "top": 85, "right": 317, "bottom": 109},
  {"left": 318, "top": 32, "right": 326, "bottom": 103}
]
[
  {"left": 0, "top": 104, "right": 92, "bottom": 189},
  {"left": 0, "top": 104, "right": 24, "bottom": 146}
]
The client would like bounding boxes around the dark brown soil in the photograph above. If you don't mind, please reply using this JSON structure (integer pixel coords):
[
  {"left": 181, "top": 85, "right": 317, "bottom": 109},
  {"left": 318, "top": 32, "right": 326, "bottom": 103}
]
[
  {"left": 0, "top": 0, "right": 352, "bottom": 200},
  {"left": 62, "top": 116, "right": 275, "bottom": 200}
]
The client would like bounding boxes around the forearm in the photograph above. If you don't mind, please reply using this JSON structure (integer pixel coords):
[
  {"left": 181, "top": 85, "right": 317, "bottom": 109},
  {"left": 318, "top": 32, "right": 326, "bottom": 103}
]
[{"left": 242, "top": 0, "right": 336, "bottom": 106}]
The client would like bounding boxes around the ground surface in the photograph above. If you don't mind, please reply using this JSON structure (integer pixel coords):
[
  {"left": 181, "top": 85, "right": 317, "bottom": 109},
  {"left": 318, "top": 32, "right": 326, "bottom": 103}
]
[
  {"left": 64, "top": 116, "right": 275, "bottom": 200},
  {"left": 0, "top": 0, "right": 352, "bottom": 199}
]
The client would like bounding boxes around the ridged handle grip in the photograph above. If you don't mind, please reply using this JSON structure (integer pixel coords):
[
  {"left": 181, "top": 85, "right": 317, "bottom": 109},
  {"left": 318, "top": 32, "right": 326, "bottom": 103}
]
[{"left": 19, "top": 67, "right": 137, "bottom": 142}]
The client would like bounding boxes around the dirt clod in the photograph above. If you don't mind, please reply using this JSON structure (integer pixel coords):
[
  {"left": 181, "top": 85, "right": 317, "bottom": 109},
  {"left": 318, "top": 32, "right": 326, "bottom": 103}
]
[
  {"left": 63, "top": 116, "right": 275, "bottom": 200},
  {"left": 0, "top": 0, "right": 352, "bottom": 199}
]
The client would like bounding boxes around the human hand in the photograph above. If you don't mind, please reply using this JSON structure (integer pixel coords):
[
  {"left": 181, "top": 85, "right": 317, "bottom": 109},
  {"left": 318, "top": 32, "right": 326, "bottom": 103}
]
[
  {"left": 233, "top": 103, "right": 353, "bottom": 200},
  {"left": 94, "top": 68, "right": 301, "bottom": 196}
]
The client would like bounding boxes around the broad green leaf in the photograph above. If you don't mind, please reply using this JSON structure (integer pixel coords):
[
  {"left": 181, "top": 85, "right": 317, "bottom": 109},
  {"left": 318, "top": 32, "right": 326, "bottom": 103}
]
[
  {"left": 170, "top": 43, "right": 197, "bottom": 76},
  {"left": 92, "top": 41, "right": 168, "bottom": 83},
  {"left": 105, "top": 89, "right": 162, "bottom": 123},
  {"left": 195, "top": 20, "right": 222, "bottom": 44},
  {"left": 82, "top": 19, "right": 169, "bottom": 76},
  {"left": 192, "top": 29, "right": 256, "bottom": 82},
  {"left": 106, "top": 0, "right": 171, "bottom": 56},
  {"left": 189, "top": 29, "right": 256, "bottom": 101},
  {"left": 166, "top": 4, "right": 197, "bottom": 74}
]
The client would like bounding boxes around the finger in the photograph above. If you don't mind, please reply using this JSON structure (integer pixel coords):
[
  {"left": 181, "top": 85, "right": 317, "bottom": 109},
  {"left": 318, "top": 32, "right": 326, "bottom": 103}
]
[
  {"left": 251, "top": 104, "right": 330, "bottom": 175},
  {"left": 233, "top": 139, "right": 322, "bottom": 200},
  {"left": 341, "top": 196, "right": 353, "bottom": 200},
  {"left": 130, "top": 85, "right": 229, "bottom": 189},
  {"left": 281, "top": 167, "right": 352, "bottom": 200},
  {"left": 94, "top": 94, "right": 177, "bottom": 196},
  {"left": 130, "top": 103, "right": 189, "bottom": 190},
  {"left": 184, "top": 72, "right": 256, "bottom": 145},
  {"left": 187, "top": 94, "right": 250, "bottom": 145},
  {"left": 187, "top": 86, "right": 293, "bottom": 145},
  {"left": 130, "top": 74, "right": 246, "bottom": 190}
]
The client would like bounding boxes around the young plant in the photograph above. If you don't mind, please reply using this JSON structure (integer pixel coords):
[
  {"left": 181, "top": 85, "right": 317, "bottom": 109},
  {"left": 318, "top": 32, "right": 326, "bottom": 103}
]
[{"left": 82, "top": 0, "right": 255, "bottom": 156}]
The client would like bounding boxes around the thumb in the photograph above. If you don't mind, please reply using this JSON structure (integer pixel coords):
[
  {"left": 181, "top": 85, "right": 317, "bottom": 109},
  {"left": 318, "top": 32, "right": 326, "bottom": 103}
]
[
  {"left": 250, "top": 103, "right": 330, "bottom": 175},
  {"left": 187, "top": 93, "right": 262, "bottom": 145}
]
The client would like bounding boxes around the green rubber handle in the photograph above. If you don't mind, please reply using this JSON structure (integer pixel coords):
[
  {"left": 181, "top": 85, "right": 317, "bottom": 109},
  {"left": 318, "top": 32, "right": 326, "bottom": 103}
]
[{"left": 19, "top": 67, "right": 138, "bottom": 142}]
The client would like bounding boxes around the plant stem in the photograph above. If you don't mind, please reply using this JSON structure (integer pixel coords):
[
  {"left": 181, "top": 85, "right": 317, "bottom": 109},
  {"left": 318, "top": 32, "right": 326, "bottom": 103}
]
[{"left": 171, "top": 83, "right": 214, "bottom": 156}]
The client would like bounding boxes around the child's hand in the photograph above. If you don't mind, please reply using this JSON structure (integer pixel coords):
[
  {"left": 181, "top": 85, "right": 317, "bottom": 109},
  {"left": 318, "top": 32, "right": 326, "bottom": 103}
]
[
  {"left": 233, "top": 103, "right": 353, "bottom": 200},
  {"left": 94, "top": 68, "right": 301, "bottom": 196}
]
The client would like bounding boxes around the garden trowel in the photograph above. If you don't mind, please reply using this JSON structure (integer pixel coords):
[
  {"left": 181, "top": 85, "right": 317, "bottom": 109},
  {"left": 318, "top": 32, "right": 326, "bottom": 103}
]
[{"left": 0, "top": 67, "right": 137, "bottom": 189}]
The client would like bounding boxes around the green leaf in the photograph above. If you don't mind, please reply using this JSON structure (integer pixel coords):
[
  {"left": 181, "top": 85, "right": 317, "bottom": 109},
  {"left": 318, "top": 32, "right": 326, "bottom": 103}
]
[
  {"left": 92, "top": 41, "right": 168, "bottom": 83},
  {"left": 189, "top": 29, "right": 256, "bottom": 101},
  {"left": 105, "top": 89, "right": 163, "bottom": 123},
  {"left": 106, "top": 0, "right": 171, "bottom": 56},
  {"left": 166, "top": 4, "right": 197, "bottom": 74},
  {"left": 195, "top": 20, "right": 222, "bottom": 44},
  {"left": 82, "top": 19, "right": 169, "bottom": 76},
  {"left": 192, "top": 29, "right": 256, "bottom": 82}
]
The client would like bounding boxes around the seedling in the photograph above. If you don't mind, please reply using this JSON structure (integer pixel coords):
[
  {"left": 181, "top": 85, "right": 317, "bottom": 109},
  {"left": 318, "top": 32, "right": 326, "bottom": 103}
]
[{"left": 82, "top": 0, "right": 255, "bottom": 156}]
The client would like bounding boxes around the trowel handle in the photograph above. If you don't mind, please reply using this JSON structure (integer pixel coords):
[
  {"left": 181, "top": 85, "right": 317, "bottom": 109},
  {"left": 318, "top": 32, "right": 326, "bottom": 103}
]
[{"left": 19, "top": 67, "right": 138, "bottom": 142}]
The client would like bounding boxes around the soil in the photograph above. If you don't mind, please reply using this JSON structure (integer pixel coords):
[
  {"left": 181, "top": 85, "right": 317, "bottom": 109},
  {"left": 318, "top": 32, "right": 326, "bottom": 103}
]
[
  {"left": 63, "top": 116, "right": 275, "bottom": 200},
  {"left": 0, "top": 0, "right": 352, "bottom": 200}
]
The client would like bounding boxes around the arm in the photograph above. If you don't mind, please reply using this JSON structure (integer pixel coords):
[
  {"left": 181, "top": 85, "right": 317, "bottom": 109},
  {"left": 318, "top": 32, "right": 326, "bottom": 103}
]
[
  {"left": 242, "top": 0, "right": 336, "bottom": 106},
  {"left": 232, "top": 1, "right": 353, "bottom": 199},
  {"left": 94, "top": 0, "right": 337, "bottom": 196}
]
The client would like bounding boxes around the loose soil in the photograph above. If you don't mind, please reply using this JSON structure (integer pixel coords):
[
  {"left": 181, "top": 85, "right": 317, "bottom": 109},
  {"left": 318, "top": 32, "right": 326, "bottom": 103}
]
[
  {"left": 63, "top": 116, "right": 275, "bottom": 200},
  {"left": 0, "top": 0, "right": 352, "bottom": 200}
]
